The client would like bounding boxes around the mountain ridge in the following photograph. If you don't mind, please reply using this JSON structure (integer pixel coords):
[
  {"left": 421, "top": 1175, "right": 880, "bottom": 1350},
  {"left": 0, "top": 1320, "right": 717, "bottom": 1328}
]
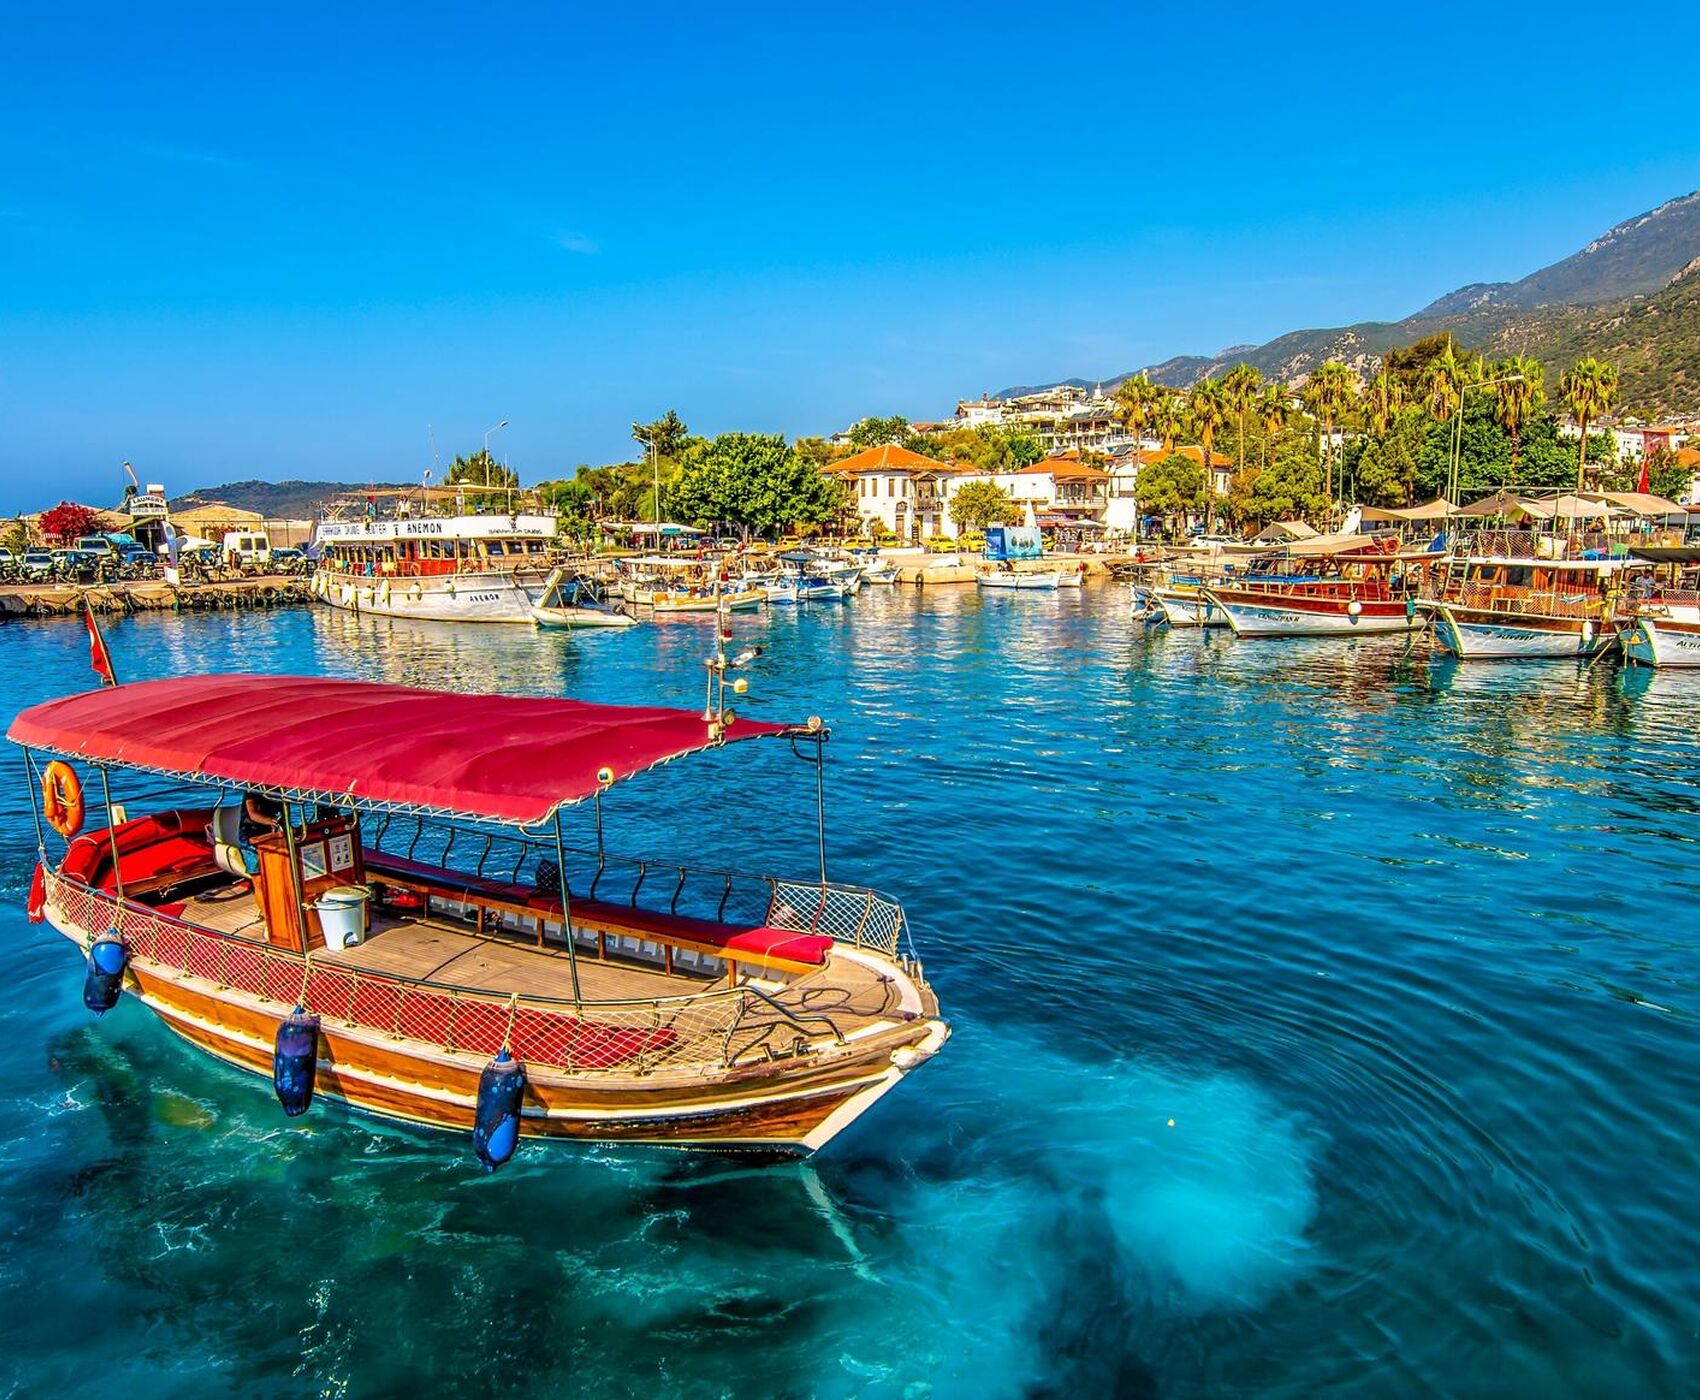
[{"left": 992, "top": 190, "right": 1700, "bottom": 413}]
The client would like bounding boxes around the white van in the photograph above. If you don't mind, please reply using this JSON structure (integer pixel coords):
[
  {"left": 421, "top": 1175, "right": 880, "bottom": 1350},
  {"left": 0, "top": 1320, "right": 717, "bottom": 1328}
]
[{"left": 223, "top": 531, "right": 271, "bottom": 567}]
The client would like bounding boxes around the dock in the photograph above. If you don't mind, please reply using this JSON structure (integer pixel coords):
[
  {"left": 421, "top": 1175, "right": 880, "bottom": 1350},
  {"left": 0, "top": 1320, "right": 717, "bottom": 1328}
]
[{"left": 0, "top": 574, "right": 311, "bottom": 618}]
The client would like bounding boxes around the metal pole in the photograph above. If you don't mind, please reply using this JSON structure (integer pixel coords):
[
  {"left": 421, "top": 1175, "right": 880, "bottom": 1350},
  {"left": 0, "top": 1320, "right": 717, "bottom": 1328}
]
[
  {"left": 98, "top": 765, "right": 125, "bottom": 906},
  {"left": 814, "top": 736, "right": 827, "bottom": 888},
  {"left": 22, "top": 749, "right": 46, "bottom": 856},
  {"left": 553, "top": 809, "right": 582, "bottom": 1004},
  {"left": 280, "top": 799, "right": 311, "bottom": 948}
]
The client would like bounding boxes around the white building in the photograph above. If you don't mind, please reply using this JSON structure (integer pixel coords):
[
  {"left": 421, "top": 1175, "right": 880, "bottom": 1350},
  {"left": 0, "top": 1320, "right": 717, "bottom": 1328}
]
[{"left": 824, "top": 443, "right": 971, "bottom": 541}]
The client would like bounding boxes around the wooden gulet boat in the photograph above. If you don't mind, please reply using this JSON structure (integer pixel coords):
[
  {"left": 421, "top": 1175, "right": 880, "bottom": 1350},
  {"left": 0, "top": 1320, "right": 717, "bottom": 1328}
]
[
  {"left": 10, "top": 675, "right": 948, "bottom": 1168},
  {"left": 1423, "top": 555, "right": 1628, "bottom": 660}
]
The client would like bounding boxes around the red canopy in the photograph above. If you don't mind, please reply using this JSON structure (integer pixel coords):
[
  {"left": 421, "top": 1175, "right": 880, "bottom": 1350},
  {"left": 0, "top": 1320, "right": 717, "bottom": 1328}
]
[{"left": 8, "top": 675, "right": 799, "bottom": 825}]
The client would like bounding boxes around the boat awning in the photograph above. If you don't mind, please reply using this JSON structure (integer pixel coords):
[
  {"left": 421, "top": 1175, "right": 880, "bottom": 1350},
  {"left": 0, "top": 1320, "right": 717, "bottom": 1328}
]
[{"left": 8, "top": 675, "right": 803, "bottom": 826}]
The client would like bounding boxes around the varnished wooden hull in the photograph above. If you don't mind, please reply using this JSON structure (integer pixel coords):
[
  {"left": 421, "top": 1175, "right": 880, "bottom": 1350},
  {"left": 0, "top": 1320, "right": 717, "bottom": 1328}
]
[{"left": 49, "top": 910, "right": 947, "bottom": 1154}]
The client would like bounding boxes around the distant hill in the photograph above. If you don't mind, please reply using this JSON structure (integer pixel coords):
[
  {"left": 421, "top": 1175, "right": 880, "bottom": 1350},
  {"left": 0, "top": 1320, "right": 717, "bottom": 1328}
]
[
  {"left": 170, "top": 478, "right": 411, "bottom": 519},
  {"left": 1002, "top": 190, "right": 1700, "bottom": 414}
]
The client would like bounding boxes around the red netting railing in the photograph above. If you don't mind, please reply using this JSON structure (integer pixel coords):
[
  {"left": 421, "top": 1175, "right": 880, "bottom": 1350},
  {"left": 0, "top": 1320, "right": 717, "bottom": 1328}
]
[{"left": 48, "top": 872, "right": 759, "bottom": 1078}]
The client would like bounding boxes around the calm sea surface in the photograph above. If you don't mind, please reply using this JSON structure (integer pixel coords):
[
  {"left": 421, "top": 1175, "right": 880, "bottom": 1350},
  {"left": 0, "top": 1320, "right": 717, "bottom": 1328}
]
[{"left": 2, "top": 588, "right": 1699, "bottom": 1397}]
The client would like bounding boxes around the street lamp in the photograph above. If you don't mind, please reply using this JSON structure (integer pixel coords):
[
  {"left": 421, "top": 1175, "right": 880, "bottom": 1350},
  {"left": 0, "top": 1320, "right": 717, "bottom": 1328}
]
[
  {"left": 482, "top": 420, "right": 509, "bottom": 509},
  {"left": 1446, "top": 374, "right": 1523, "bottom": 507},
  {"left": 635, "top": 433, "right": 660, "bottom": 531}
]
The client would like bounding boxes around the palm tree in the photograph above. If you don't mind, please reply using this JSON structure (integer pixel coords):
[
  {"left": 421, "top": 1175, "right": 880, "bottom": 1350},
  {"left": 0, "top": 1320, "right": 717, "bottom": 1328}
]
[
  {"left": 1188, "top": 378, "right": 1231, "bottom": 534},
  {"left": 1150, "top": 394, "right": 1184, "bottom": 452},
  {"left": 1256, "top": 384, "right": 1288, "bottom": 470},
  {"left": 1302, "top": 359, "right": 1358, "bottom": 504},
  {"left": 1220, "top": 363, "right": 1262, "bottom": 479},
  {"left": 1114, "top": 373, "right": 1159, "bottom": 449},
  {"left": 1363, "top": 368, "right": 1406, "bottom": 437},
  {"left": 1489, "top": 355, "right": 1544, "bottom": 483},
  {"left": 1558, "top": 357, "right": 1619, "bottom": 493}
]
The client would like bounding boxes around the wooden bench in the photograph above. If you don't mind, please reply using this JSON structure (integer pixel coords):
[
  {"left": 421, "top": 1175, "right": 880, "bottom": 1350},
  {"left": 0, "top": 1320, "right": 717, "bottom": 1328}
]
[{"left": 362, "top": 851, "right": 833, "bottom": 979}]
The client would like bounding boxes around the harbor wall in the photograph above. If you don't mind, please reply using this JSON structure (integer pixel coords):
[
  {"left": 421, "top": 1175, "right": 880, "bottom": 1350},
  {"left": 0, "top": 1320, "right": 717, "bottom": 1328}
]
[{"left": 0, "top": 575, "right": 311, "bottom": 618}]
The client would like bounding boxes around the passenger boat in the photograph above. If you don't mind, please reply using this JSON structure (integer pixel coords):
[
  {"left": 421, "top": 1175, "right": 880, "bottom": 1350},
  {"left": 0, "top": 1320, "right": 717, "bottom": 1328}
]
[
  {"left": 1615, "top": 546, "right": 1700, "bottom": 668},
  {"left": 529, "top": 569, "right": 638, "bottom": 630},
  {"left": 1423, "top": 552, "right": 1628, "bottom": 659},
  {"left": 10, "top": 676, "right": 947, "bottom": 1163},
  {"left": 1202, "top": 535, "right": 1426, "bottom": 638},
  {"left": 311, "top": 504, "right": 559, "bottom": 624}
]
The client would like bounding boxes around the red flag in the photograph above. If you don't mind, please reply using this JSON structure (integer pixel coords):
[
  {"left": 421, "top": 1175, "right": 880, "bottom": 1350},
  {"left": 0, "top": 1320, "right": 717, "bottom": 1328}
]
[
  {"left": 84, "top": 601, "right": 117, "bottom": 687},
  {"left": 1637, "top": 456, "right": 1650, "bottom": 495}
]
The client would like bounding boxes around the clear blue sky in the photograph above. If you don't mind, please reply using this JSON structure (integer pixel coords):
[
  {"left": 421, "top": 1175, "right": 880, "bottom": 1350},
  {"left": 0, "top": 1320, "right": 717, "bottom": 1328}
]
[{"left": 3, "top": 1, "right": 1698, "bottom": 511}]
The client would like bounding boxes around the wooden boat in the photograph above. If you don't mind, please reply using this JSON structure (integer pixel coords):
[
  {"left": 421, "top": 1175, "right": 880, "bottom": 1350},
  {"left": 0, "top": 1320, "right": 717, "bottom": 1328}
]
[
  {"left": 1148, "top": 583, "right": 1225, "bottom": 627},
  {"left": 1204, "top": 582, "right": 1421, "bottom": 638},
  {"left": 9, "top": 676, "right": 947, "bottom": 1162},
  {"left": 1615, "top": 546, "right": 1700, "bottom": 667},
  {"left": 1423, "top": 554, "right": 1627, "bottom": 659},
  {"left": 1202, "top": 536, "right": 1426, "bottom": 638},
  {"left": 650, "top": 588, "right": 764, "bottom": 614}
]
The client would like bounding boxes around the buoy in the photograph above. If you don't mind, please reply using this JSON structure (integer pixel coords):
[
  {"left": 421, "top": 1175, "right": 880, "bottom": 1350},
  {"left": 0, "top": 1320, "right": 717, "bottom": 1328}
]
[
  {"left": 82, "top": 933, "right": 127, "bottom": 1014},
  {"left": 1347, "top": 600, "right": 1363, "bottom": 618},
  {"left": 272, "top": 1007, "right": 320, "bottom": 1117},
  {"left": 472, "top": 1049, "right": 527, "bottom": 1172}
]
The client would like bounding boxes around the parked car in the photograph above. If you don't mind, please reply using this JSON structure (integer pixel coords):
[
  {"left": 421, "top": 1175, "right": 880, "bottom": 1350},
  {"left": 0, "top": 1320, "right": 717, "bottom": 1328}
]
[
  {"left": 268, "top": 546, "right": 307, "bottom": 572},
  {"left": 21, "top": 552, "right": 55, "bottom": 578}
]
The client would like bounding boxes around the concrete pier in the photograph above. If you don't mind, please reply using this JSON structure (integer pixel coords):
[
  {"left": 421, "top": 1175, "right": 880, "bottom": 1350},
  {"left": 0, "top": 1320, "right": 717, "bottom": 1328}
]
[{"left": 0, "top": 574, "right": 311, "bottom": 618}]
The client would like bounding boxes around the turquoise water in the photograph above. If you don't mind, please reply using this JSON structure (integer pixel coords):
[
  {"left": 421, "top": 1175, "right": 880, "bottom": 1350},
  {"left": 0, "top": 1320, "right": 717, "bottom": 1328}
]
[{"left": 3, "top": 591, "right": 1699, "bottom": 1397}]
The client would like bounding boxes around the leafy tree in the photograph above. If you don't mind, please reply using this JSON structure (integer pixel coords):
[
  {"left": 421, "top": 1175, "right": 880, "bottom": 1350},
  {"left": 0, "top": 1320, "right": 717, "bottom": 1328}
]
[
  {"left": 1235, "top": 429, "right": 1331, "bottom": 524},
  {"left": 1114, "top": 373, "right": 1160, "bottom": 447},
  {"left": 903, "top": 426, "right": 1043, "bottom": 473},
  {"left": 536, "top": 474, "right": 601, "bottom": 541},
  {"left": 1302, "top": 360, "right": 1357, "bottom": 504},
  {"left": 444, "top": 450, "right": 520, "bottom": 511},
  {"left": 948, "top": 480, "right": 1019, "bottom": 532},
  {"left": 1220, "top": 363, "right": 1262, "bottom": 478},
  {"left": 848, "top": 415, "right": 913, "bottom": 448},
  {"left": 1491, "top": 354, "right": 1546, "bottom": 481},
  {"left": 1187, "top": 378, "right": 1231, "bottom": 532},
  {"left": 1383, "top": 333, "right": 1480, "bottom": 398},
  {"left": 1353, "top": 410, "right": 1425, "bottom": 506},
  {"left": 1256, "top": 384, "right": 1290, "bottom": 469},
  {"left": 631, "top": 409, "right": 691, "bottom": 461},
  {"left": 2, "top": 518, "right": 30, "bottom": 555},
  {"left": 1559, "top": 357, "right": 1619, "bottom": 491},
  {"left": 38, "top": 501, "right": 104, "bottom": 543},
  {"left": 1362, "top": 368, "right": 1406, "bottom": 438},
  {"left": 1136, "top": 452, "right": 1206, "bottom": 526},
  {"left": 670, "top": 433, "right": 848, "bottom": 535},
  {"left": 1149, "top": 394, "right": 1184, "bottom": 451},
  {"left": 1602, "top": 442, "right": 1694, "bottom": 501}
]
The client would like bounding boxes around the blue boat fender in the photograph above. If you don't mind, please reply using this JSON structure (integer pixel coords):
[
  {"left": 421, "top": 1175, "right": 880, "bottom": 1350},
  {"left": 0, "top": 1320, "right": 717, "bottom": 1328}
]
[
  {"left": 82, "top": 933, "right": 127, "bottom": 1014},
  {"left": 273, "top": 1008, "right": 321, "bottom": 1117},
  {"left": 473, "top": 1049, "right": 528, "bottom": 1172}
]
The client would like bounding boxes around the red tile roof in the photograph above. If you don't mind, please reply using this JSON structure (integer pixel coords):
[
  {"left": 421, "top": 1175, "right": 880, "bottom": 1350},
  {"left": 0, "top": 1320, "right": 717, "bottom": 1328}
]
[{"left": 821, "top": 443, "right": 944, "bottom": 475}]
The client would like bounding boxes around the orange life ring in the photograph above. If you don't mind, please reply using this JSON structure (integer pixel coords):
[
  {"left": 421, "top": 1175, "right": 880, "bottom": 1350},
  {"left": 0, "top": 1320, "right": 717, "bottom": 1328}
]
[{"left": 42, "top": 761, "right": 84, "bottom": 840}]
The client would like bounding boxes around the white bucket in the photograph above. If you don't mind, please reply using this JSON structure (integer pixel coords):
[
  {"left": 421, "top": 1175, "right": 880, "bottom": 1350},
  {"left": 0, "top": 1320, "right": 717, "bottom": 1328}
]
[{"left": 315, "top": 885, "right": 371, "bottom": 951}]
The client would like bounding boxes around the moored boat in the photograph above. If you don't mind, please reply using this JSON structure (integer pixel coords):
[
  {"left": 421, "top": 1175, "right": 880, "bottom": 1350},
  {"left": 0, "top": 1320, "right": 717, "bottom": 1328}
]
[
  {"left": 312, "top": 504, "right": 559, "bottom": 624},
  {"left": 976, "top": 570, "right": 1062, "bottom": 591},
  {"left": 530, "top": 569, "right": 638, "bottom": 629},
  {"left": 10, "top": 676, "right": 947, "bottom": 1161},
  {"left": 1423, "top": 554, "right": 1628, "bottom": 660}
]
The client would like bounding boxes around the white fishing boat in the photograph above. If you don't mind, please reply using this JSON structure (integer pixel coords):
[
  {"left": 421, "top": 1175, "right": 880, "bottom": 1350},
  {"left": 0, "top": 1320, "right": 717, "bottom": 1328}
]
[
  {"left": 1149, "top": 583, "right": 1226, "bottom": 628},
  {"left": 977, "top": 570, "right": 1062, "bottom": 591},
  {"left": 312, "top": 508, "right": 558, "bottom": 624},
  {"left": 861, "top": 561, "right": 899, "bottom": 586},
  {"left": 529, "top": 569, "right": 638, "bottom": 630}
]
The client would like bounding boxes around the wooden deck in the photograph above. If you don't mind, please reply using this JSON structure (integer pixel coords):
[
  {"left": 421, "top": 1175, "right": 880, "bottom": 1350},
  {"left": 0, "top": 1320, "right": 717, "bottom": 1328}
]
[{"left": 170, "top": 885, "right": 905, "bottom": 1032}]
